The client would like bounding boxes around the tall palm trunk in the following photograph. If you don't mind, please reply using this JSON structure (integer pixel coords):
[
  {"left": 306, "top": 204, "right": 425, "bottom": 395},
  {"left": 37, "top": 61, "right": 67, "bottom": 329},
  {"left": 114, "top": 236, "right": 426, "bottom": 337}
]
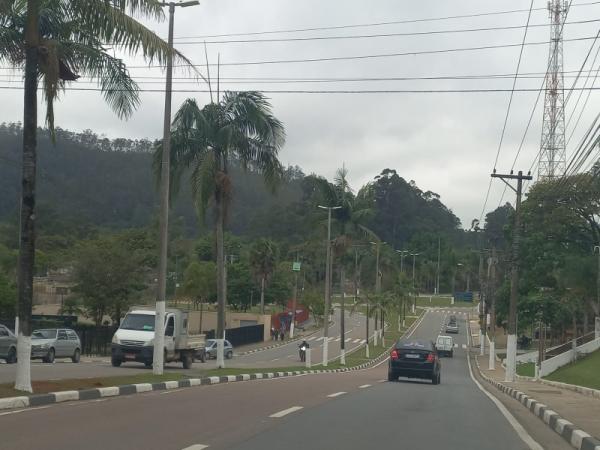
[
  {"left": 260, "top": 276, "right": 265, "bottom": 315},
  {"left": 15, "top": 0, "right": 40, "bottom": 393}
]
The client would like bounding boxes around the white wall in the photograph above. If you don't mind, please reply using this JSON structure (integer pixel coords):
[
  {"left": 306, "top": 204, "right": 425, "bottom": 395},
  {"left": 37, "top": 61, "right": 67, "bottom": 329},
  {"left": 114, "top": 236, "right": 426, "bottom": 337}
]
[{"left": 540, "top": 338, "right": 600, "bottom": 377}]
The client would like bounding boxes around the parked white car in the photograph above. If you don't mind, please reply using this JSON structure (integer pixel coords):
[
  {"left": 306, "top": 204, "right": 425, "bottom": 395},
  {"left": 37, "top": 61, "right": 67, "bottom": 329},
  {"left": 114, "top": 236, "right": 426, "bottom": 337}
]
[{"left": 435, "top": 335, "right": 454, "bottom": 357}]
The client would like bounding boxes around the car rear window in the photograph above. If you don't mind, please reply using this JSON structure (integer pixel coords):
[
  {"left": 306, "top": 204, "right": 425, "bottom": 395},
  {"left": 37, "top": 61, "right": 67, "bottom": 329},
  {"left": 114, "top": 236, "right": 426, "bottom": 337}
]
[{"left": 396, "top": 340, "right": 433, "bottom": 351}]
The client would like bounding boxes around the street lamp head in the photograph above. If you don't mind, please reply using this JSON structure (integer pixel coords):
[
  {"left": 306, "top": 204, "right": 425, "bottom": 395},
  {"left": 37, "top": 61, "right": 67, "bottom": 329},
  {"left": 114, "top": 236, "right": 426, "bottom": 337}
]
[{"left": 179, "top": 0, "right": 200, "bottom": 6}]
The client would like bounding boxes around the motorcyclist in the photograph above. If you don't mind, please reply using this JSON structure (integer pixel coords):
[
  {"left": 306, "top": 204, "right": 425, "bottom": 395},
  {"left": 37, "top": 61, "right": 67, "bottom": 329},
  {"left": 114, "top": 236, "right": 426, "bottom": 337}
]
[{"left": 299, "top": 340, "right": 309, "bottom": 362}]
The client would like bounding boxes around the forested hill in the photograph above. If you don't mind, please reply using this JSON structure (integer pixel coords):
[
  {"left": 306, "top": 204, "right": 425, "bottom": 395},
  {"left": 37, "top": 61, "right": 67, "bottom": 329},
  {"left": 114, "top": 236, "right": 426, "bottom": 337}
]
[{"left": 0, "top": 123, "right": 461, "bottom": 245}]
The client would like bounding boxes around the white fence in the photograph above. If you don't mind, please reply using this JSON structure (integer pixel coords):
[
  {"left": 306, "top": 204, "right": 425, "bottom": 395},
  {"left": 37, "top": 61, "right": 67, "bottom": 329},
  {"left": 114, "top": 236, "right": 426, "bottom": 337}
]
[{"left": 539, "top": 337, "right": 600, "bottom": 377}]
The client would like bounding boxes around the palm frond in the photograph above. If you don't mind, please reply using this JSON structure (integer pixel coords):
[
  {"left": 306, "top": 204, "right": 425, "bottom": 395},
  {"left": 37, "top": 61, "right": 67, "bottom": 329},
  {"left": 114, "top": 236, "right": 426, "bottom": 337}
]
[
  {"left": 0, "top": 25, "right": 22, "bottom": 64},
  {"left": 61, "top": 41, "right": 139, "bottom": 118},
  {"left": 70, "top": 0, "right": 194, "bottom": 71},
  {"left": 190, "top": 151, "right": 218, "bottom": 221}
]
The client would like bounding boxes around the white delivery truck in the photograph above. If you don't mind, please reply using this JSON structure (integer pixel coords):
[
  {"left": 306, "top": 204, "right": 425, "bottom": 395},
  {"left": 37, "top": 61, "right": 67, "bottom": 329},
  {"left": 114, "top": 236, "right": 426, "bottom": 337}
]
[{"left": 111, "top": 307, "right": 206, "bottom": 369}]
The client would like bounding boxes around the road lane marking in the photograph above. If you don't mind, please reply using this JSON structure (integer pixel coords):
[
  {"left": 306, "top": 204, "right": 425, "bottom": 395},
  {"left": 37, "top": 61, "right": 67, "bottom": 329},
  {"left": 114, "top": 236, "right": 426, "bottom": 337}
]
[
  {"left": 308, "top": 336, "right": 317, "bottom": 341},
  {"left": 378, "top": 379, "right": 387, "bottom": 383},
  {"left": 335, "top": 337, "right": 341, "bottom": 342},
  {"left": 269, "top": 406, "right": 304, "bottom": 418},
  {"left": 353, "top": 338, "right": 361, "bottom": 343},
  {"left": 359, "top": 384, "right": 371, "bottom": 389},
  {"left": 327, "top": 392, "right": 347, "bottom": 398},
  {"left": 462, "top": 344, "right": 467, "bottom": 349},
  {"left": 0, "top": 405, "right": 51, "bottom": 416},
  {"left": 181, "top": 445, "right": 209, "bottom": 450},
  {"left": 271, "top": 358, "right": 280, "bottom": 362},
  {"left": 466, "top": 321, "right": 543, "bottom": 450}
]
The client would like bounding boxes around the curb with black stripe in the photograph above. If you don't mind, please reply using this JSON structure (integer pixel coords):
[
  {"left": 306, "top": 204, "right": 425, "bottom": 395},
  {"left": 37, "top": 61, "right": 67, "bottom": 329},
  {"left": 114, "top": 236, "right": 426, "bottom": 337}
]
[{"left": 473, "top": 356, "right": 600, "bottom": 450}]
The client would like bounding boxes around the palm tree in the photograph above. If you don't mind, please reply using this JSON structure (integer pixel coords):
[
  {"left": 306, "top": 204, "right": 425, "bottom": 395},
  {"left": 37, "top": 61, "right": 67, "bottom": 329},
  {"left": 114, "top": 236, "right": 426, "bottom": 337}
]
[
  {"left": 249, "top": 239, "right": 279, "bottom": 315},
  {"left": 1, "top": 0, "right": 191, "bottom": 392},
  {"left": 161, "top": 92, "right": 285, "bottom": 339},
  {"left": 312, "top": 167, "right": 375, "bottom": 363}
]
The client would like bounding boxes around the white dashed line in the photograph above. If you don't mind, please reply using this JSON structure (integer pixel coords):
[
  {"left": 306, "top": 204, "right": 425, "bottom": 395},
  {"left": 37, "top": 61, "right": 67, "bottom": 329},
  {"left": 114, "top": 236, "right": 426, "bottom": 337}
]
[
  {"left": 181, "top": 444, "right": 209, "bottom": 450},
  {"left": 308, "top": 336, "right": 317, "bottom": 341},
  {"left": 327, "top": 392, "right": 347, "bottom": 398},
  {"left": 269, "top": 406, "right": 304, "bottom": 418},
  {"left": 359, "top": 384, "right": 371, "bottom": 389},
  {"left": 353, "top": 339, "right": 361, "bottom": 343}
]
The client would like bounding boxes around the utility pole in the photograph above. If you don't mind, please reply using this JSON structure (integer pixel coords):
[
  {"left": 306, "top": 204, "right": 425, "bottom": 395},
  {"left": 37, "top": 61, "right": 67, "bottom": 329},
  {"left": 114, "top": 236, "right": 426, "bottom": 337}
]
[
  {"left": 436, "top": 237, "right": 441, "bottom": 295},
  {"left": 370, "top": 241, "right": 382, "bottom": 346},
  {"left": 480, "top": 253, "right": 490, "bottom": 356},
  {"left": 594, "top": 246, "right": 600, "bottom": 339},
  {"left": 488, "top": 246, "right": 497, "bottom": 370},
  {"left": 318, "top": 205, "right": 341, "bottom": 367},
  {"left": 154, "top": 0, "right": 199, "bottom": 375},
  {"left": 290, "top": 257, "right": 300, "bottom": 339},
  {"left": 491, "top": 170, "right": 532, "bottom": 382}
]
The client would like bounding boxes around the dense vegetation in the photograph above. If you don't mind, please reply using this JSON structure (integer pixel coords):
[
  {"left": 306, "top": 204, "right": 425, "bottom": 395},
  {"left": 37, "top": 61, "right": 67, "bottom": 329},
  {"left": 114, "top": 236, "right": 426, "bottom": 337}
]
[{"left": 0, "top": 123, "right": 474, "bottom": 322}]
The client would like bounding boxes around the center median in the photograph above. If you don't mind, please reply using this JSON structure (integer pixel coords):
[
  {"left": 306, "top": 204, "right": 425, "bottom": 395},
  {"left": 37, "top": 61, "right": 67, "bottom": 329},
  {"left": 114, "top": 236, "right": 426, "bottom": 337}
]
[{"left": 0, "top": 310, "right": 425, "bottom": 411}]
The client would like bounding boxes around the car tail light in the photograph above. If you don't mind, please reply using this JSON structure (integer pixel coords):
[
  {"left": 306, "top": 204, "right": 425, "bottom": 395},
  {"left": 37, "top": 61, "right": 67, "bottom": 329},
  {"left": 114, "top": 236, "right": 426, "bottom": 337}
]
[
  {"left": 390, "top": 349, "right": 399, "bottom": 360},
  {"left": 426, "top": 353, "right": 435, "bottom": 363}
]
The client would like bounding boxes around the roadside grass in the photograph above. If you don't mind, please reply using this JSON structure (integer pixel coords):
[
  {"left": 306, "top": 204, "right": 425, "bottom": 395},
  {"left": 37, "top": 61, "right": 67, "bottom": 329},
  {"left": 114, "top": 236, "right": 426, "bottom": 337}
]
[
  {"left": 516, "top": 362, "right": 535, "bottom": 377},
  {"left": 0, "top": 373, "right": 189, "bottom": 399},
  {"left": 544, "top": 349, "right": 600, "bottom": 390}
]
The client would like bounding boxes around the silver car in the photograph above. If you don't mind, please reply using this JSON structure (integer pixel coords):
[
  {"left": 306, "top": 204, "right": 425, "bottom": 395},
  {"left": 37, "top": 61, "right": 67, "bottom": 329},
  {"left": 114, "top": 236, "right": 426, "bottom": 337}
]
[
  {"left": 205, "top": 339, "right": 234, "bottom": 360},
  {"left": 31, "top": 328, "right": 82, "bottom": 363},
  {"left": 0, "top": 325, "right": 17, "bottom": 364}
]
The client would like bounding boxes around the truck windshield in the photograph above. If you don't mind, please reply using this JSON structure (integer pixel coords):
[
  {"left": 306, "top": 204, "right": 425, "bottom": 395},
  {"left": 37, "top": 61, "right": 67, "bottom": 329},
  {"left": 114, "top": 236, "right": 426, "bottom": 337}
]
[{"left": 120, "top": 314, "right": 155, "bottom": 331}]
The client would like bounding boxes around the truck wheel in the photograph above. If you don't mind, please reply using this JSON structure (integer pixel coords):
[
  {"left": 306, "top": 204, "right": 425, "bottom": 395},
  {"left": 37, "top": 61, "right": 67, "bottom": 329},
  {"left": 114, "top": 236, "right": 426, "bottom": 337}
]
[
  {"left": 182, "top": 353, "right": 193, "bottom": 369},
  {"left": 111, "top": 356, "right": 122, "bottom": 367}
]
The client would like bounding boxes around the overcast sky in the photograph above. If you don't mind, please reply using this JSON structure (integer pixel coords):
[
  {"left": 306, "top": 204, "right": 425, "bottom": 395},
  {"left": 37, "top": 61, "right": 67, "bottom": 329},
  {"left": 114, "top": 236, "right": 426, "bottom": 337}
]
[{"left": 2, "top": 0, "right": 600, "bottom": 228}]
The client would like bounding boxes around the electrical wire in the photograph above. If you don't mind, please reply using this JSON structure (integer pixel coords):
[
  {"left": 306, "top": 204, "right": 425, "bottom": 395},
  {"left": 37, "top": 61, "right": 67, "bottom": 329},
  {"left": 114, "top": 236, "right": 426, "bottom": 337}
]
[
  {"left": 478, "top": 0, "right": 535, "bottom": 224},
  {"left": 170, "top": 1, "right": 600, "bottom": 40}
]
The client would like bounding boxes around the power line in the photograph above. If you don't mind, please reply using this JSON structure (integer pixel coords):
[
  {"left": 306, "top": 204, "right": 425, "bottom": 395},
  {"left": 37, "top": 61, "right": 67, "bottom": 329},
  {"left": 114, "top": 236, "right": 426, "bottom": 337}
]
[
  {"left": 170, "top": 1, "right": 600, "bottom": 40},
  {"left": 479, "top": 0, "right": 535, "bottom": 223},
  {"left": 170, "top": 19, "right": 600, "bottom": 45},
  {"left": 4, "top": 85, "right": 600, "bottom": 94},
  {"left": 127, "top": 35, "right": 600, "bottom": 69},
  {"left": 1, "top": 35, "right": 598, "bottom": 71}
]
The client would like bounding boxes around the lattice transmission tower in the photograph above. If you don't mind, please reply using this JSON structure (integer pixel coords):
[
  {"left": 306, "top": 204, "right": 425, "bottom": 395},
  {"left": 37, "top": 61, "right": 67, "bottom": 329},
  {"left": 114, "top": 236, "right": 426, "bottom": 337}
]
[{"left": 539, "top": 0, "right": 568, "bottom": 179}]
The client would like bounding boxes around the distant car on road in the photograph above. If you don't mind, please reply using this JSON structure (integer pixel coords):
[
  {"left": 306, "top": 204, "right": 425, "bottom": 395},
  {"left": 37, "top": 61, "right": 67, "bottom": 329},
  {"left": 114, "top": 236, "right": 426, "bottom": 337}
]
[
  {"left": 0, "top": 324, "right": 17, "bottom": 364},
  {"left": 205, "top": 339, "right": 234, "bottom": 360},
  {"left": 388, "top": 339, "right": 441, "bottom": 384},
  {"left": 31, "top": 328, "right": 81, "bottom": 363},
  {"left": 445, "top": 321, "right": 459, "bottom": 334},
  {"left": 435, "top": 335, "right": 454, "bottom": 357}
]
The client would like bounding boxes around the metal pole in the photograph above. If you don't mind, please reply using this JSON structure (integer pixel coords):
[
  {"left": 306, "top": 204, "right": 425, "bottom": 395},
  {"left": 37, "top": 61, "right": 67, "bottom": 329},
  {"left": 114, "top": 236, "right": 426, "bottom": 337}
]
[
  {"left": 436, "top": 237, "right": 441, "bottom": 295},
  {"left": 323, "top": 208, "right": 332, "bottom": 367},
  {"left": 153, "top": 2, "right": 176, "bottom": 375}
]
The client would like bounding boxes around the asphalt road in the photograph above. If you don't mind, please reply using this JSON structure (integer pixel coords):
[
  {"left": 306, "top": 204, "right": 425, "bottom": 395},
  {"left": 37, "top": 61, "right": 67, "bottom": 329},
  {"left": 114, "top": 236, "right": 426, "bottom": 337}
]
[
  {"left": 0, "top": 308, "right": 570, "bottom": 450},
  {"left": 0, "top": 309, "right": 371, "bottom": 382}
]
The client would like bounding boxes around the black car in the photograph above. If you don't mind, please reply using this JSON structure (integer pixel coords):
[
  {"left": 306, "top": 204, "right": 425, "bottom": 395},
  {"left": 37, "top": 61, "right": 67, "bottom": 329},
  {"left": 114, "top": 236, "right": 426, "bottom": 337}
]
[{"left": 388, "top": 339, "right": 441, "bottom": 384}]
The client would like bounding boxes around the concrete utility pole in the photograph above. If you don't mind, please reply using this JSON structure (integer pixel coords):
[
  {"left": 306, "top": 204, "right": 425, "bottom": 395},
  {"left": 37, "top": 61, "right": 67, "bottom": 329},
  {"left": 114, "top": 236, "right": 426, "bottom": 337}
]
[
  {"left": 488, "top": 247, "right": 497, "bottom": 370},
  {"left": 491, "top": 170, "right": 532, "bottom": 382},
  {"left": 154, "top": 0, "right": 200, "bottom": 375},
  {"left": 595, "top": 246, "right": 600, "bottom": 339},
  {"left": 318, "top": 205, "right": 341, "bottom": 367},
  {"left": 370, "top": 241, "right": 382, "bottom": 346},
  {"left": 480, "top": 253, "right": 490, "bottom": 356}
]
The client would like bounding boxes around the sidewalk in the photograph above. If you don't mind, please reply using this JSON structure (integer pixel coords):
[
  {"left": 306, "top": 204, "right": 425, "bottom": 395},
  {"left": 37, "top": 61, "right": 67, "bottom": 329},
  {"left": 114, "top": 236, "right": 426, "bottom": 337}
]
[{"left": 469, "top": 318, "right": 600, "bottom": 448}]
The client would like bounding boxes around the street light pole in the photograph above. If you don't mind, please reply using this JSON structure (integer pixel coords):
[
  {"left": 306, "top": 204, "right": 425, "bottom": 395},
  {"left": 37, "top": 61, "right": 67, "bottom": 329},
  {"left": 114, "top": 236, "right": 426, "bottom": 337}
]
[
  {"left": 595, "top": 245, "right": 600, "bottom": 339},
  {"left": 396, "top": 250, "right": 408, "bottom": 274},
  {"left": 154, "top": 0, "right": 199, "bottom": 376},
  {"left": 436, "top": 237, "right": 441, "bottom": 295},
  {"left": 318, "top": 205, "right": 341, "bottom": 367},
  {"left": 410, "top": 252, "right": 420, "bottom": 313}
]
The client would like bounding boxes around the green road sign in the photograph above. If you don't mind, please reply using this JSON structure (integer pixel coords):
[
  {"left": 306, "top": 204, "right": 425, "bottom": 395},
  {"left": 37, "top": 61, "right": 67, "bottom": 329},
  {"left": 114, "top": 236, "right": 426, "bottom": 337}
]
[{"left": 292, "top": 262, "right": 301, "bottom": 272}]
